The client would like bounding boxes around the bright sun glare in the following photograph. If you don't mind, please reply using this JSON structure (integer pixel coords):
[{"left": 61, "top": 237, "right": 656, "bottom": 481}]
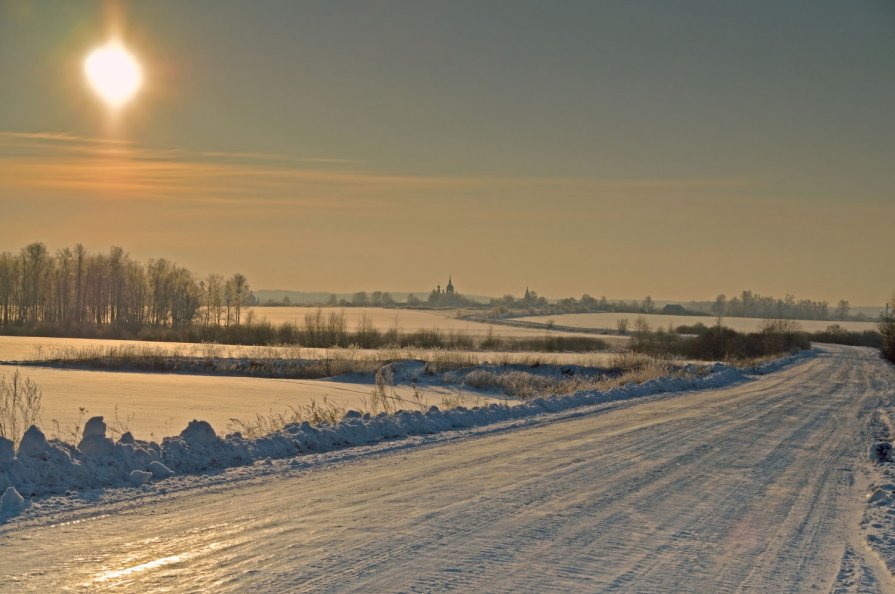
[{"left": 84, "top": 42, "right": 143, "bottom": 109}]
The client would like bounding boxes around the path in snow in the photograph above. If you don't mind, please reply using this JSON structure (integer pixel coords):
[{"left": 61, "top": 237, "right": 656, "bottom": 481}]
[{"left": 1, "top": 346, "right": 892, "bottom": 592}]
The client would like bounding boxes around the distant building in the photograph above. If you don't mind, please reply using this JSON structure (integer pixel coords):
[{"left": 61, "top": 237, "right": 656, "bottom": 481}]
[
  {"left": 432, "top": 276, "right": 455, "bottom": 296},
  {"left": 430, "top": 276, "right": 461, "bottom": 306},
  {"left": 661, "top": 304, "right": 707, "bottom": 316}
]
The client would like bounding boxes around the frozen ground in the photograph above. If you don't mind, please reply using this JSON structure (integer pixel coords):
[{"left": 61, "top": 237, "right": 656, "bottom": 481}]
[
  {"left": 518, "top": 311, "right": 880, "bottom": 334},
  {"left": 1, "top": 345, "right": 892, "bottom": 592}
]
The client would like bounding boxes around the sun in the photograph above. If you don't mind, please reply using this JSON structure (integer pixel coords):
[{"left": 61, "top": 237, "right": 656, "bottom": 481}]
[{"left": 84, "top": 42, "right": 143, "bottom": 109}]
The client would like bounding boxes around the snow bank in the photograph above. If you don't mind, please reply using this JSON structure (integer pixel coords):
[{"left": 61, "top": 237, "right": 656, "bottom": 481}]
[
  {"left": 1, "top": 486, "right": 27, "bottom": 517},
  {"left": 861, "top": 405, "right": 895, "bottom": 572},
  {"left": 0, "top": 352, "right": 810, "bottom": 513}
]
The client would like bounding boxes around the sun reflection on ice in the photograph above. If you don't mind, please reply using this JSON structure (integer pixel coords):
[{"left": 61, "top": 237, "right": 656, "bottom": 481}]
[{"left": 92, "top": 552, "right": 191, "bottom": 584}]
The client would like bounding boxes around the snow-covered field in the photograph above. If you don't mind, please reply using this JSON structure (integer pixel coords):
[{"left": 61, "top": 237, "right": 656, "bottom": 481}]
[
  {"left": 517, "top": 311, "right": 880, "bottom": 333},
  {"left": 0, "top": 337, "right": 621, "bottom": 439},
  {"left": 0, "top": 335, "right": 619, "bottom": 365},
  {"left": 3, "top": 345, "right": 893, "bottom": 591},
  {"left": 0, "top": 335, "right": 369, "bottom": 362},
  {"left": 0, "top": 365, "right": 499, "bottom": 440},
  {"left": 253, "top": 306, "right": 598, "bottom": 338},
  {"left": 0, "top": 335, "right": 259, "bottom": 362}
]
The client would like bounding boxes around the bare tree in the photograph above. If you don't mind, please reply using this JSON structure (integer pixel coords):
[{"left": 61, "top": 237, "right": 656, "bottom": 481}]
[
  {"left": 0, "top": 252, "right": 15, "bottom": 327},
  {"left": 616, "top": 318, "right": 629, "bottom": 335},
  {"left": 834, "top": 300, "right": 850, "bottom": 321},
  {"left": 230, "top": 273, "right": 250, "bottom": 326},
  {"left": 204, "top": 274, "right": 224, "bottom": 327},
  {"left": 0, "top": 242, "right": 251, "bottom": 335},
  {"left": 711, "top": 294, "right": 727, "bottom": 316}
]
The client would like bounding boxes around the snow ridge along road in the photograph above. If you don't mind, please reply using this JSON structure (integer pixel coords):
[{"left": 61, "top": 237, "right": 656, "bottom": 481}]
[{"left": 1, "top": 345, "right": 893, "bottom": 592}]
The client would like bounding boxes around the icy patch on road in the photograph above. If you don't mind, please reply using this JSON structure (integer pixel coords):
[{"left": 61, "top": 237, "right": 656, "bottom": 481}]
[{"left": 0, "top": 351, "right": 811, "bottom": 519}]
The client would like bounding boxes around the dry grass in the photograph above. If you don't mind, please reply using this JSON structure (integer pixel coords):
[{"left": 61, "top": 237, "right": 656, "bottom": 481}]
[
  {"left": 227, "top": 397, "right": 347, "bottom": 439},
  {"left": 50, "top": 406, "right": 89, "bottom": 444},
  {"left": 21, "top": 342, "right": 615, "bottom": 380},
  {"left": 0, "top": 369, "right": 43, "bottom": 447},
  {"left": 457, "top": 369, "right": 568, "bottom": 399},
  {"left": 443, "top": 352, "right": 688, "bottom": 400},
  {"left": 369, "top": 365, "right": 399, "bottom": 415},
  {"left": 226, "top": 362, "right": 488, "bottom": 438}
]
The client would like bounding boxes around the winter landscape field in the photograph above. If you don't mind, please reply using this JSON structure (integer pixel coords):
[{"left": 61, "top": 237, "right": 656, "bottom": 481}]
[
  {"left": 517, "top": 312, "right": 880, "bottom": 335},
  {"left": 3, "top": 345, "right": 895, "bottom": 593},
  {"left": 0, "top": 331, "right": 618, "bottom": 439},
  {"left": 252, "top": 306, "right": 601, "bottom": 339},
  {"left": 3, "top": 2, "right": 895, "bottom": 592}
]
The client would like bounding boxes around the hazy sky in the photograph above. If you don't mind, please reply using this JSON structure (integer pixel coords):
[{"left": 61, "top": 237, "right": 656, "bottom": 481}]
[{"left": 1, "top": 1, "right": 893, "bottom": 303}]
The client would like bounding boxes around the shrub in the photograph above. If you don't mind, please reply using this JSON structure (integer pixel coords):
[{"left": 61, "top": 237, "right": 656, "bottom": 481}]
[
  {"left": 632, "top": 322, "right": 810, "bottom": 361},
  {"left": 809, "top": 325, "right": 881, "bottom": 348},
  {"left": 0, "top": 369, "right": 43, "bottom": 446},
  {"left": 675, "top": 322, "right": 710, "bottom": 335}
]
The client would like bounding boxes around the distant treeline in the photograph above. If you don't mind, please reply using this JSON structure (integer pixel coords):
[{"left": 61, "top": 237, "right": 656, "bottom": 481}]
[
  {"left": 489, "top": 290, "right": 870, "bottom": 322},
  {"left": 685, "top": 290, "right": 867, "bottom": 321},
  {"left": 2, "top": 306, "right": 607, "bottom": 353},
  {"left": 261, "top": 289, "right": 480, "bottom": 309},
  {"left": 258, "top": 286, "right": 647, "bottom": 314},
  {"left": 257, "top": 285, "right": 872, "bottom": 324},
  {"left": 0, "top": 241, "right": 882, "bottom": 346},
  {"left": 0, "top": 242, "right": 607, "bottom": 352},
  {"left": 239, "top": 309, "right": 607, "bottom": 351},
  {"left": 487, "top": 293, "right": 666, "bottom": 317},
  {"left": 0, "top": 242, "right": 252, "bottom": 333}
]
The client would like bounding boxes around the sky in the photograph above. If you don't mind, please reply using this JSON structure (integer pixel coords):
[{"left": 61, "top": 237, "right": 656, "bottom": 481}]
[{"left": 1, "top": 0, "right": 893, "bottom": 304}]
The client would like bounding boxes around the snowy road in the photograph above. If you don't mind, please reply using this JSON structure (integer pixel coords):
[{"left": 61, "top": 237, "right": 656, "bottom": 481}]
[{"left": 2, "top": 346, "right": 893, "bottom": 592}]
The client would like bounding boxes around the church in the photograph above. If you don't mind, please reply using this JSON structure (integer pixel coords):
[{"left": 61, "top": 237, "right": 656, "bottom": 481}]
[
  {"left": 432, "top": 276, "right": 455, "bottom": 297},
  {"left": 429, "top": 276, "right": 460, "bottom": 306}
]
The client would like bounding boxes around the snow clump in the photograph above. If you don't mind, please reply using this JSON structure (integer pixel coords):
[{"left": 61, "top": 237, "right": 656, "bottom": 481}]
[{"left": 1, "top": 486, "right": 27, "bottom": 516}]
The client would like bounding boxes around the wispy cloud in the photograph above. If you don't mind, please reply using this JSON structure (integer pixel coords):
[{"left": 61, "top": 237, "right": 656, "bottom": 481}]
[
  {"left": 0, "top": 130, "right": 751, "bottom": 213},
  {"left": 0, "top": 131, "right": 135, "bottom": 145},
  {"left": 0, "top": 130, "right": 418, "bottom": 207},
  {"left": 0, "top": 130, "right": 353, "bottom": 166},
  {"left": 199, "top": 150, "right": 356, "bottom": 165}
]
